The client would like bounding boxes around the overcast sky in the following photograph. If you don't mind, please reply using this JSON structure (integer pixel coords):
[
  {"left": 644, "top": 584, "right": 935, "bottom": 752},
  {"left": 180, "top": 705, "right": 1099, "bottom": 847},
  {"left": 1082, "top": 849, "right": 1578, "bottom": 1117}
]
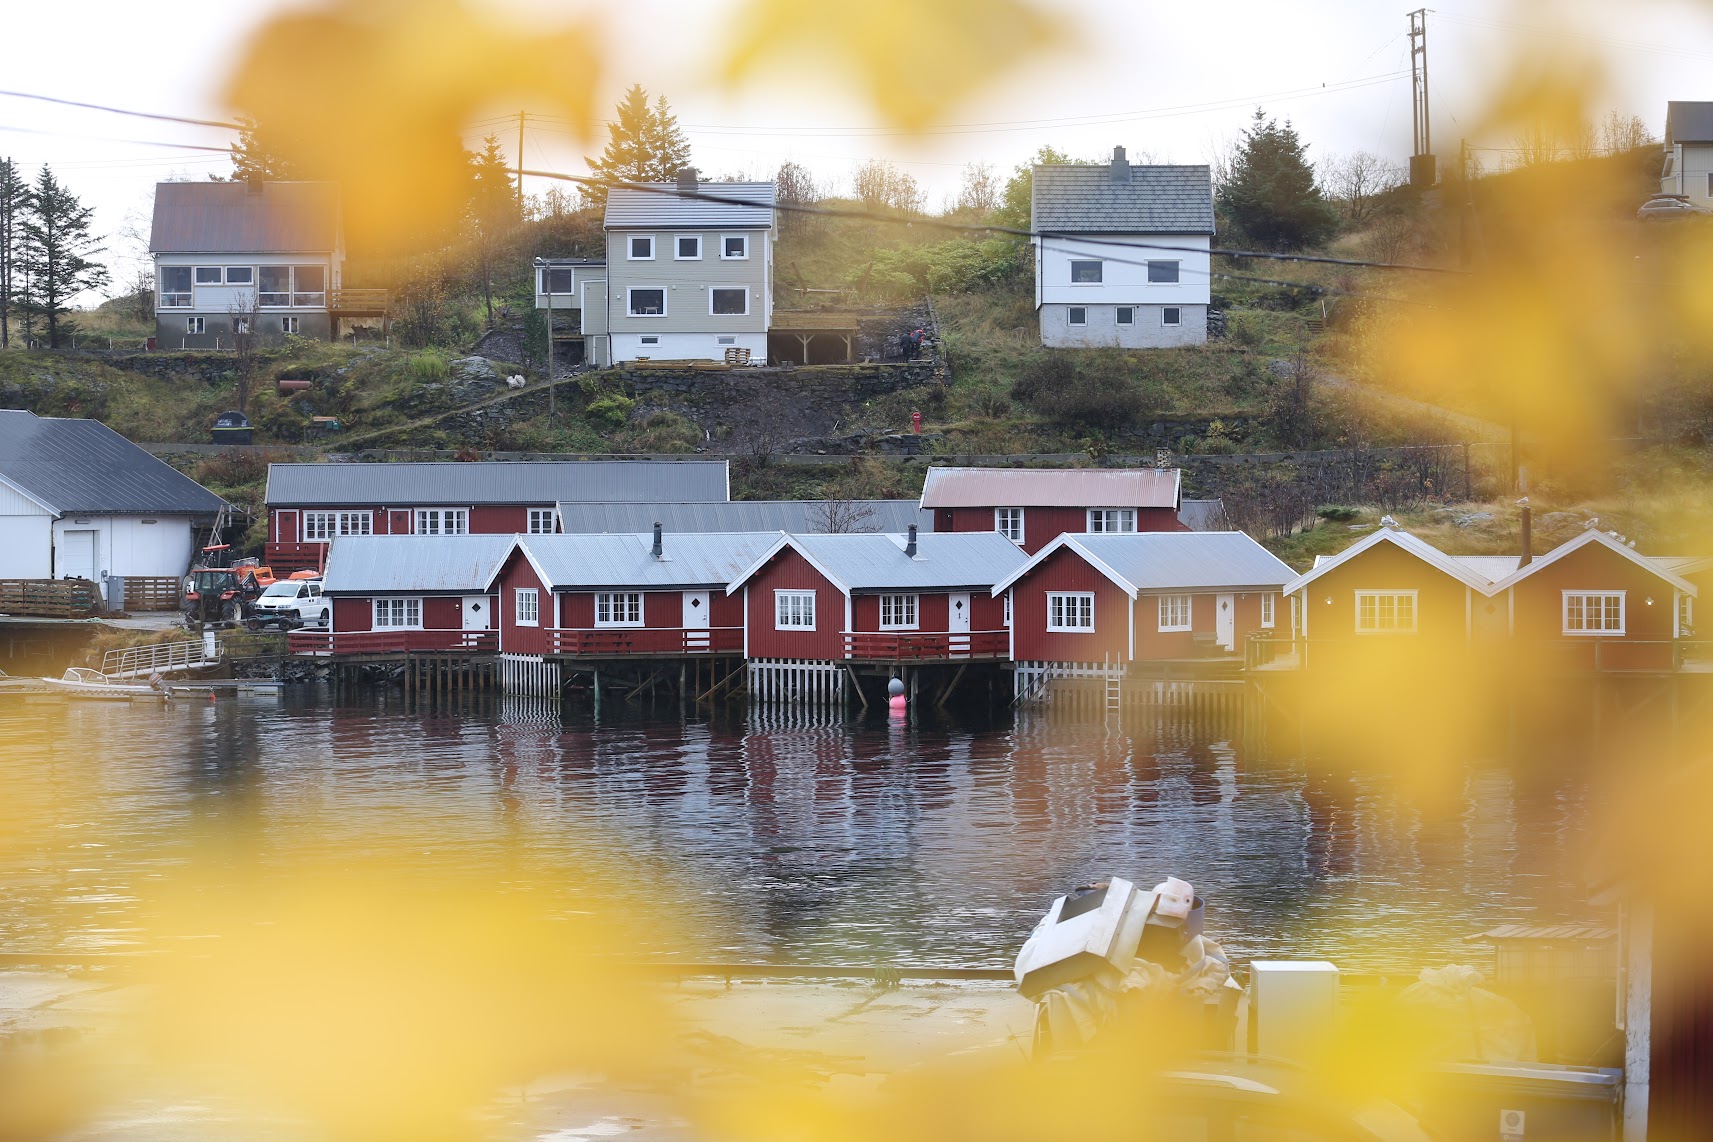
[{"left": 6, "top": 0, "right": 1713, "bottom": 301}]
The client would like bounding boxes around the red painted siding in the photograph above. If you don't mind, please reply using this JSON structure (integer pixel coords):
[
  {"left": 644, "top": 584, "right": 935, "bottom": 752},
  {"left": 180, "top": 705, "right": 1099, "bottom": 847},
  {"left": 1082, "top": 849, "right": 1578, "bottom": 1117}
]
[
  {"left": 711, "top": 590, "right": 744, "bottom": 628},
  {"left": 1303, "top": 542, "right": 1470, "bottom": 645},
  {"left": 743, "top": 549, "right": 847, "bottom": 659},
  {"left": 332, "top": 594, "right": 470, "bottom": 633},
  {"left": 334, "top": 596, "right": 372, "bottom": 632},
  {"left": 1129, "top": 590, "right": 1272, "bottom": 659},
  {"left": 471, "top": 506, "right": 528, "bottom": 534},
  {"left": 560, "top": 592, "right": 595, "bottom": 628},
  {"left": 941, "top": 505, "right": 1185, "bottom": 553},
  {"left": 643, "top": 591, "right": 681, "bottom": 629},
  {"left": 1009, "top": 546, "right": 1131, "bottom": 662},
  {"left": 423, "top": 597, "right": 460, "bottom": 629},
  {"left": 1509, "top": 544, "right": 1679, "bottom": 670},
  {"left": 495, "top": 551, "right": 551, "bottom": 654}
]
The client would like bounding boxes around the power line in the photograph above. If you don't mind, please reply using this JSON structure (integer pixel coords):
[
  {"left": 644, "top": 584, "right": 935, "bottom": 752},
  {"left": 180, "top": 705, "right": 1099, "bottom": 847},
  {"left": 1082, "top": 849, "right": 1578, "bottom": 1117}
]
[
  {"left": 0, "top": 123, "right": 230, "bottom": 153},
  {"left": 0, "top": 89, "right": 240, "bottom": 131}
]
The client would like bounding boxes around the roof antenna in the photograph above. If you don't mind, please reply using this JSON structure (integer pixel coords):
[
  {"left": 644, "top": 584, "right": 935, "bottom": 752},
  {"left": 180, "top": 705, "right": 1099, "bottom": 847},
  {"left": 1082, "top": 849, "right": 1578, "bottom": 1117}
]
[
  {"left": 905, "top": 524, "right": 918, "bottom": 558},
  {"left": 652, "top": 522, "right": 664, "bottom": 560}
]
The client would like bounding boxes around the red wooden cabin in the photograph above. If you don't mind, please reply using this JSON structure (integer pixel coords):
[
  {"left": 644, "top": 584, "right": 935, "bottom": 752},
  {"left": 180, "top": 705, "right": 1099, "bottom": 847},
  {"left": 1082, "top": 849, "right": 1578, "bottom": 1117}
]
[
  {"left": 289, "top": 533, "right": 514, "bottom": 655},
  {"left": 997, "top": 532, "right": 1293, "bottom": 671},
  {"left": 727, "top": 528, "right": 1028, "bottom": 663},
  {"left": 920, "top": 466, "right": 1185, "bottom": 554},
  {"left": 263, "top": 459, "right": 729, "bottom": 572}
]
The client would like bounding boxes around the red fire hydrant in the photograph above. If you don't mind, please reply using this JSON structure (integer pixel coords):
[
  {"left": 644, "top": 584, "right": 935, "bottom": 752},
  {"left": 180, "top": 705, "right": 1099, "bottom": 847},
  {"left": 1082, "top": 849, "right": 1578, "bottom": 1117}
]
[{"left": 911, "top": 410, "right": 922, "bottom": 434}]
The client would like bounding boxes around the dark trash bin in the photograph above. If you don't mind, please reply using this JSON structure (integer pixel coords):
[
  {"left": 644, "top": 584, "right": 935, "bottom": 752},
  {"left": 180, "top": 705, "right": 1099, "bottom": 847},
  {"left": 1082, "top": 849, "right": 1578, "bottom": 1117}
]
[
  {"left": 212, "top": 410, "right": 253, "bottom": 445},
  {"left": 1420, "top": 1062, "right": 1621, "bottom": 1142}
]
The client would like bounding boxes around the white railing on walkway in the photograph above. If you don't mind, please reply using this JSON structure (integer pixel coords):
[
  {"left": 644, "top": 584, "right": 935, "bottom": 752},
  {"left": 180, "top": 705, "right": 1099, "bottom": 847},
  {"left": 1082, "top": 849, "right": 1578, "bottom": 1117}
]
[{"left": 101, "top": 639, "right": 221, "bottom": 680}]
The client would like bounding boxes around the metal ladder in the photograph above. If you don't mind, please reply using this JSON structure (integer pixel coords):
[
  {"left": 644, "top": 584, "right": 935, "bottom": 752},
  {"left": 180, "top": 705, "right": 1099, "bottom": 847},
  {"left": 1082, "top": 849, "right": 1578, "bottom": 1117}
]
[{"left": 1104, "top": 657, "right": 1122, "bottom": 713}]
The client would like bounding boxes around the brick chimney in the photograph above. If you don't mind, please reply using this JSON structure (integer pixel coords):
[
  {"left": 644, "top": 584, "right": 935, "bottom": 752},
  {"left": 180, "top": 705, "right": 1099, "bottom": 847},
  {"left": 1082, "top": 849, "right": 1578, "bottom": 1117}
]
[{"left": 1110, "top": 146, "right": 1128, "bottom": 182}]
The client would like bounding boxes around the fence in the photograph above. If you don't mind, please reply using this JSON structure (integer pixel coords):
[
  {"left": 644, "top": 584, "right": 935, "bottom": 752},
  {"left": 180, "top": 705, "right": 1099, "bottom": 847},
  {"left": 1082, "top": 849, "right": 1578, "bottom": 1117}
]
[
  {"left": 748, "top": 658, "right": 845, "bottom": 706},
  {"left": 548, "top": 627, "right": 744, "bottom": 656},
  {"left": 118, "top": 576, "right": 181, "bottom": 612},
  {"left": 0, "top": 578, "right": 101, "bottom": 618},
  {"left": 101, "top": 638, "right": 219, "bottom": 679},
  {"left": 844, "top": 630, "right": 1009, "bottom": 660}
]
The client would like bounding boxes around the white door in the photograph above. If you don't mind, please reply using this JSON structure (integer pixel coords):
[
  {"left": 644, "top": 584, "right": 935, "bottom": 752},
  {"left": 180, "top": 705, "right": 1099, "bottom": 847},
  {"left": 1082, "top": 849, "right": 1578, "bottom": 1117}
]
[
  {"left": 683, "top": 590, "right": 711, "bottom": 650},
  {"left": 948, "top": 591, "right": 972, "bottom": 657},
  {"left": 462, "top": 595, "right": 490, "bottom": 630},
  {"left": 60, "top": 529, "right": 99, "bottom": 581},
  {"left": 1216, "top": 593, "right": 1236, "bottom": 652}
]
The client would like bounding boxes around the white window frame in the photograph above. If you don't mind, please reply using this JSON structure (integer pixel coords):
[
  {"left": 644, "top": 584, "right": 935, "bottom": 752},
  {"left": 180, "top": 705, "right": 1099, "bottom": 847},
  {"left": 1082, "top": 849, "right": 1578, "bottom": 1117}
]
[
  {"left": 1158, "top": 594, "right": 1192, "bottom": 632},
  {"left": 1116, "top": 306, "right": 1135, "bottom": 325},
  {"left": 1147, "top": 260, "right": 1181, "bottom": 284},
  {"left": 1047, "top": 591, "right": 1095, "bottom": 632},
  {"left": 234, "top": 318, "right": 251, "bottom": 335},
  {"left": 1163, "top": 306, "right": 1183, "bottom": 327},
  {"left": 514, "top": 587, "right": 539, "bottom": 627},
  {"left": 301, "top": 510, "right": 373, "bottom": 542},
  {"left": 225, "top": 265, "right": 254, "bottom": 285},
  {"left": 628, "top": 235, "right": 655, "bottom": 261},
  {"left": 373, "top": 597, "right": 422, "bottom": 629},
  {"left": 995, "top": 507, "right": 1025, "bottom": 544},
  {"left": 674, "top": 235, "right": 702, "bottom": 260},
  {"left": 775, "top": 589, "right": 816, "bottom": 630},
  {"left": 527, "top": 508, "right": 558, "bottom": 534},
  {"left": 194, "top": 266, "right": 223, "bottom": 285},
  {"left": 1354, "top": 590, "right": 1418, "bottom": 634},
  {"left": 1067, "top": 306, "right": 1087, "bottom": 327},
  {"left": 1087, "top": 508, "right": 1137, "bottom": 533},
  {"left": 186, "top": 316, "right": 206, "bottom": 335},
  {"left": 878, "top": 593, "right": 919, "bottom": 631},
  {"left": 627, "top": 288, "right": 667, "bottom": 318},
  {"left": 721, "top": 234, "right": 749, "bottom": 260},
  {"left": 1260, "top": 593, "right": 1276, "bottom": 628},
  {"left": 159, "top": 266, "right": 193, "bottom": 308},
  {"left": 1069, "top": 259, "right": 1103, "bottom": 284},
  {"left": 595, "top": 591, "right": 644, "bottom": 628},
  {"left": 709, "top": 287, "right": 749, "bottom": 317},
  {"left": 1681, "top": 593, "right": 1695, "bottom": 633},
  {"left": 258, "top": 265, "right": 291, "bottom": 307},
  {"left": 414, "top": 508, "right": 469, "bottom": 536},
  {"left": 281, "top": 316, "right": 300, "bottom": 334},
  {"left": 640, "top": 335, "right": 660, "bottom": 345},
  {"left": 1004, "top": 593, "right": 1012, "bottom": 627},
  {"left": 1563, "top": 590, "right": 1625, "bottom": 636}
]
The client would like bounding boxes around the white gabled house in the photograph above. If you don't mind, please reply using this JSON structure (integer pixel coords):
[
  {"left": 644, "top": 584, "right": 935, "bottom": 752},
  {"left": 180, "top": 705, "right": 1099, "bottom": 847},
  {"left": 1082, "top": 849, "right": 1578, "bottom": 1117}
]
[
  {"left": 1031, "top": 147, "right": 1215, "bottom": 349},
  {"left": 1660, "top": 101, "right": 1713, "bottom": 207}
]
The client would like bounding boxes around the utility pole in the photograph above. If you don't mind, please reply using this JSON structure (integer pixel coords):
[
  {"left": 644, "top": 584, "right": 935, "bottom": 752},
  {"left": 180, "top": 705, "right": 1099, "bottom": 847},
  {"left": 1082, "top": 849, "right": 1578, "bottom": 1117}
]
[{"left": 1408, "top": 9, "right": 1436, "bottom": 188}]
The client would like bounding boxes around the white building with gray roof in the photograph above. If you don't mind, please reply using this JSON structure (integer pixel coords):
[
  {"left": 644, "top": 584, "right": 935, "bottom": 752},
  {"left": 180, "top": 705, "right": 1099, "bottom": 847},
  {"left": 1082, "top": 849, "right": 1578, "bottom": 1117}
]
[
  {"left": 1661, "top": 101, "right": 1713, "bottom": 207},
  {"left": 1031, "top": 147, "right": 1215, "bottom": 349}
]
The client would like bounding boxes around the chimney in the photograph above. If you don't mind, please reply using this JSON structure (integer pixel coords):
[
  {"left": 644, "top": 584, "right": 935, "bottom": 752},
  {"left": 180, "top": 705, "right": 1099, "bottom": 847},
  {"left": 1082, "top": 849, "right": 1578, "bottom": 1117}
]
[
  {"left": 245, "top": 174, "right": 263, "bottom": 195},
  {"left": 905, "top": 524, "right": 918, "bottom": 559},
  {"left": 1110, "top": 145, "right": 1128, "bottom": 182},
  {"left": 652, "top": 522, "right": 664, "bottom": 560},
  {"left": 1517, "top": 497, "right": 1532, "bottom": 568},
  {"left": 675, "top": 167, "right": 698, "bottom": 193}
]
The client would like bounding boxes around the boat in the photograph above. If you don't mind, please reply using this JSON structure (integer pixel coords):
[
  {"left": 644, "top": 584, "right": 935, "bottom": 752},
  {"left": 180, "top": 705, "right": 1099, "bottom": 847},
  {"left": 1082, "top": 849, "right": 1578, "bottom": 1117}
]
[{"left": 33, "top": 668, "right": 172, "bottom": 701}]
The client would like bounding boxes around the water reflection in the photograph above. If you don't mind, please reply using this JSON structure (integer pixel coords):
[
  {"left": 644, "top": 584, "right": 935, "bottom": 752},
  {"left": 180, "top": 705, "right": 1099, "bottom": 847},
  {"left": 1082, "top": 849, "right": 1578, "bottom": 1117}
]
[{"left": 0, "top": 687, "right": 1601, "bottom": 972}]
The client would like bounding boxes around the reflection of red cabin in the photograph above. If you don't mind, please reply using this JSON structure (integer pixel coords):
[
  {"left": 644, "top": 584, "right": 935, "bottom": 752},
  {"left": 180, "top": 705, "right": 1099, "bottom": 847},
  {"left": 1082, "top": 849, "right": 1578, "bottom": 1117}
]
[
  {"left": 728, "top": 530, "right": 1028, "bottom": 662},
  {"left": 263, "top": 459, "right": 729, "bottom": 572},
  {"left": 291, "top": 534, "right": 513, "bottom": 655},
  {"left": 920, "top": 466, "right": 1185, "bottom": 554},
  {"left": 997, "top": 532, "right": 1293, "bottom": 665},
  {"left": 491, "top": 530, "right": 779, "bottom": 658}
]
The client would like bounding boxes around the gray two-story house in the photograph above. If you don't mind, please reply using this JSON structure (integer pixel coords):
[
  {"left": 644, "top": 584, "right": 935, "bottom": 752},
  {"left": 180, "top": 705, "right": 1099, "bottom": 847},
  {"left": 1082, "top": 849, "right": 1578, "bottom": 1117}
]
[
  {"left": 535, "top": 172, "right": 776, "bottom": 366},
  {"left": 150, "top": 179, "right": 349, "bottom": 350}
]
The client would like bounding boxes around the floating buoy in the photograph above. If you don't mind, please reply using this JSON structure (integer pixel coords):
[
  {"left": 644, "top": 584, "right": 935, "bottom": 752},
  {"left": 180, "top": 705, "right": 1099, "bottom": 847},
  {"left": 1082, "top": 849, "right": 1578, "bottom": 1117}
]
[{"left": 888, "top": 677, "right": 907, "bottom": 717}]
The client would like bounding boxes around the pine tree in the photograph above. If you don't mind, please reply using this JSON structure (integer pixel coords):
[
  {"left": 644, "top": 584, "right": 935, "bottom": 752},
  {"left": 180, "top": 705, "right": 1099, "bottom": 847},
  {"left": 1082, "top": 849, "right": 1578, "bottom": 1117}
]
[
  {"left": 18, "top": 167, "right": 109, "bottom": 349},
  {"left": 583, "top": 86, "right": 692, "bottom": 207},
  {"left": 1217, "top": 109, "right": 1337, "bottom": 250},
  {"left": 465, "top": 135, "right": 520, "bottom": 328},
  {"left": 230, "top": 115, "right": 303, "bottom": 181},
  {"left": 0, "top": 157, "right": 26, "bottom": 349}
]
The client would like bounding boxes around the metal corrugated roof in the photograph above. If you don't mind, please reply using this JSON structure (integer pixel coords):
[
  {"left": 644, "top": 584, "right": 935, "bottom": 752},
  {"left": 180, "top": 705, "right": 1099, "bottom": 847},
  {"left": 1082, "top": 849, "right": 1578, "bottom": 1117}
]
[
  {"left": 920, "top": 466, "right": 1180, "bottom": 509},
  {"left": 1032, "top": 163, "right": 1215, "bottom": 234},
  {"left": 1667, "top": 102, "right": 1713, "bottom": 144},
  {"left": 603, "top": 182, "right": 776, "bottom": 230},
  {"left": 1451, "top": 556, "right": 1521, "bottom": 583},
  {"left": 558, "top": 500, "right": 931, "bottom": 534},
  {"left": 526, "top": 531, "right": 782, "bottom": 589},
  {"left": 1178, "top": 499, "right": 1228, "bottom": 532},
  {"left": 790, "top": 532, "right": 1029, "bottom": 591},
  {"left": 320, "top": 534, "right": 517, "bottom": 594},
  {"left": 1284, "top": 528, "right": 1502, "bottom": 596},
  {"left": 0, "top": 410, "right": 228, "bottom": 516},
  {"left": 1067, "top": 532, "right": 1295, "bottom": 592},
  {"left": 265, "top": 460, "right": 730, "bottom": 507},
  {"left": 1476, "top": 924, "right": 1616, "bottom": 943},
  {"left": 149, "top": 180, "right": 340, "bottom": 254}
]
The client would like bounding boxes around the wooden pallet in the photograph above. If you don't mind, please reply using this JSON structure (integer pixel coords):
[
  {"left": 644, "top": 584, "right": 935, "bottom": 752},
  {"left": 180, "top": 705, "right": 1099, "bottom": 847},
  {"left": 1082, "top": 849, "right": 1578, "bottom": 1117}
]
[{"left": 0, "top": 578, "right": 101, "bottom": 618}]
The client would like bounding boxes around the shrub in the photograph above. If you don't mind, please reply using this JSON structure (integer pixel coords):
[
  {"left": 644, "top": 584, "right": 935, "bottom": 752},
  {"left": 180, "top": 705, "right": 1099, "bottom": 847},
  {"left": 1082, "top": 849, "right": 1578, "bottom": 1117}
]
[
  {"left": 1010, "top": 350, "right": 1150, "bottom": 429},
  {"left": 406, "top": 349, "right": 450, "bottom": 385},
  {"left": 1225, "top": 311, "right": 1266, "bottom": 349},
  {"left": 1316, "top": 505, "right": 1360, "bottom": 522},
  {"left": 585, "top": 393, "right": 636, "bottom": 428}
]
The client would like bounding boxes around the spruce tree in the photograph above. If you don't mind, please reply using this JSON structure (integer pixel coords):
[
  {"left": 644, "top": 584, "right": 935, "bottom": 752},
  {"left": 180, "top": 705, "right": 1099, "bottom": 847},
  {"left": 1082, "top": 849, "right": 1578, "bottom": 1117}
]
[
  {"left": 0, "top": 157, "right": 26, "bottom": 349},
  {"left": 583, "top": 86, "right": 693, "bottom": 207},
  {"left": 230, "top": 115, "right": 303, "bottom": 181},
  {"left": 18, "top": 167, "right": 109, "bottom": 349},
  {"left": 1217, "top": 109, "right": 1337, "bottom": 250}
]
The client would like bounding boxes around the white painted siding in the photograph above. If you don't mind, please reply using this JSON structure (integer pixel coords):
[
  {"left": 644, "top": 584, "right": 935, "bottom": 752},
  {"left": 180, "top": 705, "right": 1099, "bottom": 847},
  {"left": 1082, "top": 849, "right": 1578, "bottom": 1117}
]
[
  {"left": 0, "top": 516, "right": 52, "bottom": 577},
  {"left": 612, "top": 331, "right": 767, "bottom": 364},
  {"left": 154, "top": 252, "right": 339, "bottom": 315},
  {"left": 49, "top": 516, "right": 196, "bottom": 579},
  {"left": 1661, "top": 142, "right": 1713, "bottom": 205},
  {"left": 1036, "top": 233, "right": 1211, "bottom": 308}
]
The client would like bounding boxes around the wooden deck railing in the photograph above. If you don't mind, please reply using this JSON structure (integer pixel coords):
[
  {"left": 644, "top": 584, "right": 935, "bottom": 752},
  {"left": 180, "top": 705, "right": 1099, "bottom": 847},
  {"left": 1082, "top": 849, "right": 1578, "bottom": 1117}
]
[
  {"left": 0, "top": 578, "right": 101, "bottom": 618},
  {"left": 548, "top": 627, "right": 744, "bottom": 656},
  {"left": 329, "top": 288, "right": 390, "bottom": 313},
  {"left": 1244, "top": 634, "right": 1712, "bottom": 675},
  {"left": 288, "top": 629, "right": 497, "bottom": 655},
  {"left": 844, "top": 630, "right": 1009, "bottom": 660}
]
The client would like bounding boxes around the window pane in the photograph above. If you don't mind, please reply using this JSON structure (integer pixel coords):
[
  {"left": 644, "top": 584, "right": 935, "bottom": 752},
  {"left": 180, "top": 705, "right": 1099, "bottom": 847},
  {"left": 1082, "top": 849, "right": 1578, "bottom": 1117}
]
[
  {"left": 195, "top": 266, "right": 222, "bottom": 284},
  {"left": 1069, "top": 307, "right": 1086, "bottom": 325},
  {"left": 1117, "top": 307, "right": 1133, "bottom": 324},
  {"left": 1070, "top": 260, "right": 1102, "bottom": 283},
  {"left": 1163, "top": 307, "right": 1182, "bottom": 326},
  {"left": 259, "top": 266, "right": 290, "bottom": 305},
  {"left": 631, "top": 237, "right": 652, "bottom": 258},
  {"left": 1147, "top": 260, "right": 1180, "bottom": 283},
  {"left": 161, "top": 267, "right": 192, "bottom": 291},
  {"left": 711, "top": 289, "right": 747, "bottom": 315},
  {"left": 630, "top": 290, "right": 665, "bottom": 315},
  {"left": 545, "top": 269, "right": 575, "bottom": 292},
  {"left": 225, "top": 266, "right": 254, "bottom": 284},
  {"left": 724, "top": 236, "right": 746, "bottom": 257},
  {"left": 677, "top": 236, "right": 699, "bottom": 257}
]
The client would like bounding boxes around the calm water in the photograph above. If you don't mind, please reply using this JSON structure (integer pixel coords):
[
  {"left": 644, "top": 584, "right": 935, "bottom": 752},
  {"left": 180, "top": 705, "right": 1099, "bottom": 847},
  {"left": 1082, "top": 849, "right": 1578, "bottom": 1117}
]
[{"left": 0, "top": 687, "right": 1596, "bottom": 973}]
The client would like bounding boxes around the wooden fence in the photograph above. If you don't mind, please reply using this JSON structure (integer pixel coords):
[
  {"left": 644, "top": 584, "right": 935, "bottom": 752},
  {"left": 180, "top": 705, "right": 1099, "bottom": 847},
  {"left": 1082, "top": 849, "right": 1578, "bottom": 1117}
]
[
  {"left": 0, "top": 578, "right": 101, "bottom": 618},
  {"left": 120, "top": 576, "right": 181, "bottom": 612}
]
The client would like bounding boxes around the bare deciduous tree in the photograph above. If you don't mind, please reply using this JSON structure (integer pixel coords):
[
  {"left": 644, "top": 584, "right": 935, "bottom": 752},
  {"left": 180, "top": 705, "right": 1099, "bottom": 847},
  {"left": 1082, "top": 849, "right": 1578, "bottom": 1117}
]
[
  {"left": 229, "top": 292, "right": 263, "bottom": 412},
  {"left": 954, "top": 161, "right": 1000, "bottom": 216},
  {"left": 1599, "top": 111, "right": 1654, "bottom": 156},
  {"left": 1318, "top": 150, "right": 1404, "bottom": 226},
  {"left": 808, "top": 499, "right": 879, "bottom": 533},
  {"left": 852, "top": 159, "right": 923, "bottom": 214}
]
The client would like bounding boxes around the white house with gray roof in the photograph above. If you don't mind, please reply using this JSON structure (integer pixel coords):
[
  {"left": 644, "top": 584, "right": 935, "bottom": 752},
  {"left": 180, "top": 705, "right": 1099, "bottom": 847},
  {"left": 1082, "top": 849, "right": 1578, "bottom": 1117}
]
[
  {"left": 0, "top": 410, "right": 228, "bottom": 588},
  {"left": 150, "top": 179, "right": 349, "bottom": 350},
  {"left": 1031, "top": 147, "right": 1215, "bottom": 349},
  {"left": 1661, "top": 102, "right": 1713, "bottom": 207},
  {"left": 535, "top": 173, "right": 776, "bottom": 367}
]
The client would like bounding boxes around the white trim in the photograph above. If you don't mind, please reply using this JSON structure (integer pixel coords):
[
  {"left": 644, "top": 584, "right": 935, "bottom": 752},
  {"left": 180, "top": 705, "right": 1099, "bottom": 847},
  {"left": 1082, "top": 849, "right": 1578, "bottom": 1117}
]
[
  {"left": 878, "top": 593, "right": 919, "bottom": 631},
  {"left": 627, "top": 235, "right": 656, "bottom": 260},
  {"left": 526, "top": 508, "right": 558, "bottom": 534},
  {"left": 626, "top": 287, "right": 667, "bottom": 318},
  {"left": 1046, "top": 591, "right": 1095, "bottom": 632},
  {"left": 514, "top": 586, "right": 540, "bottom": 627},
  {"left": 0, "top": 471, "right": 61, "bottom": 515},
  {"left": 1283, "top": 528, "right": 1500, "bottom": 596},
  {"left": 1162, "top": 307, "right": 1182, "bottom": 327},
  {"left": 1087, "top": 507, "right": 1137, "bottom": 533},
  {"left": 995, "top": 507, "right": 1025, "bottom": 544},
  {"left": 991, "top": 534, "right": 1140, "bottom": 599},
  {"left": 1563, "top": 589, "right": 1625, "bottom": 635},
  {"left": 1260, "top": 592, "right": 1275, "bottom": 628},
  {"left": 720, "top": 234, "right": 749, "bottom": 260},
  {"left": 1116, "top": 306, "right": 1135, "bottom": 325},
  {"left": 1354, "top": 589, "right": 1418, "bottom": 634},
  {"left": 673, "top": 235, "right": 702, "bottom": 260},
  {"left": 774, "top": 588, "right": 816, "bottom": 630},
  {"left": 373, "top": 596, "right": 422, "bottom": 629},
  {"left": 1126, "top": 594, "right": 1135, "bottom": 660},
  {"left": 1146, "top": 259, "right": 1181, "bottom": 284},
  {"left": 708, "top": 287, "right": 749, "bottom": 317},
  {"left": 1157, "top": 593, "right": 1191, "bottom": 632},
  {"left": 726, "top": 534, "right": 852, "bottom": 596},
  {"left": 1067, "top": 306, "right": 1087, "bottom": 326},
  {"left": 1068, "top": 259, "right": 1103, "bottom": 284},
  {"left": 594, "top": 590, "right": 644, "bottom": 628},
  {"left": 413, "top": 507, "right": 468, "bottom": 535},
  {"left": 1492, "top": 528, "right": 1698, "bottom": 598},
  {"left": 302, "top": 510, "right": 373, "bottom": 542}
]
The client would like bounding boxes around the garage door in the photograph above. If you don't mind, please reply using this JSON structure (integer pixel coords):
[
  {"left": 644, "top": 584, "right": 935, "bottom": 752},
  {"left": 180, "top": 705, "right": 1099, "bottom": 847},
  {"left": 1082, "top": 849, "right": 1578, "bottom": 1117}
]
[{"left": 59, "top": 529, "right": 99, "bottom": 581}]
